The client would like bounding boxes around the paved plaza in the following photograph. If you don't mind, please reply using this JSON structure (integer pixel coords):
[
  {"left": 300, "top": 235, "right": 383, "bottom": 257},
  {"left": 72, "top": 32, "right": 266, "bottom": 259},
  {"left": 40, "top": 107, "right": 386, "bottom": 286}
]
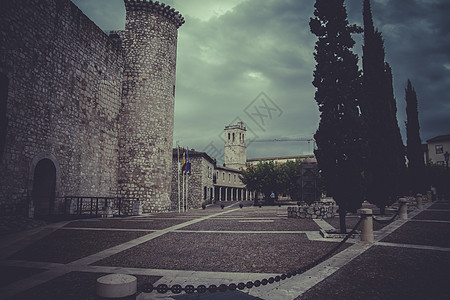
[{"left": 1, "top": 199, "right": 449, "bottom": 299}]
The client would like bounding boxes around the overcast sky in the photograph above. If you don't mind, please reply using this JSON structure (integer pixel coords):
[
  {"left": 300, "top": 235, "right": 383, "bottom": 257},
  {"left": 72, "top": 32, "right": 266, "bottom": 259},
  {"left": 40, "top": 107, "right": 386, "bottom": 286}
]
[{"left": 72, "top": 0, "right": 450, "bottom": 163}]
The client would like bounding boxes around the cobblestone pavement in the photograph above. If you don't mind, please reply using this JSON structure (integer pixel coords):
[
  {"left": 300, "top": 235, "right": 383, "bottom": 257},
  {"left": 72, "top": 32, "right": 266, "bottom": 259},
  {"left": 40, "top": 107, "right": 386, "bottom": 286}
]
[{"left": 0, "top": 199, "right": 449, "bottom": 299}]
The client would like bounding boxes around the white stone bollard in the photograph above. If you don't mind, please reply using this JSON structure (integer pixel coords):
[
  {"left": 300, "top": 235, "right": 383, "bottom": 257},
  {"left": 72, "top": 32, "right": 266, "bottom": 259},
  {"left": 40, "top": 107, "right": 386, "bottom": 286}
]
[
  {"left": 358, "top": 208, "right": 374, "bottom": 243},
  {"left": 97, "top": 274, "right": 137, "bottom": 299},
  {"left": 398, "top": 198, "right": 408, "bottom": 220},
  {"left": 416, "top": 193, "right": 423, "bottom": 210},
  {"left": 427, "top": 191, "right": 432, "bottom": 204}
]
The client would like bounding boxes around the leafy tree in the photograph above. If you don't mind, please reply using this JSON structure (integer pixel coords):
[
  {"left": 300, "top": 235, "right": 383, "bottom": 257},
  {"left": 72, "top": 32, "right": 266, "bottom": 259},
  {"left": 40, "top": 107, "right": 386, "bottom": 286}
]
[
  {"left": 405, "top": 79, "right": 425, "bottom": 193},
  {"left": 240, "top": 160, "right": 302, "bottom": 204},
  {"left": 276, "top": 160, "right": 302, "bottom": 201},
  {"left": 310, "top": 0, "right": 366, "bottom": 233},
  {"left": 361, "top": 0, "right": 406, "bottom": 214},
  {"left": 240, "top": 161, "right": 280, "bottom": 205}
]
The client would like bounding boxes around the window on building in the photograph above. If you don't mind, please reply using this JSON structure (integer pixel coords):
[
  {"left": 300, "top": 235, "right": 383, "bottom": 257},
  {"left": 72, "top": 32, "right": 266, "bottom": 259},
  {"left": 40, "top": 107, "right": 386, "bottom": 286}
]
[
  {"left": 223, "top": 172, "right": 225, "bottom": 180},
  {"left": 228, "top": 173, "right": 231, "bottom": 182},
  {"left": 436, "top": 145, "right": 444, "bottom": 154},
  {"left": 234, "top": 174, "right": 236, "bottom": 182},
  {"left": 204, "top": 187, "right": 207, "bottom": 200},
  {"left": 232, "top": 133, "right": 235, "bottom": 142},
  {"left": 228, "top": 133, "right": 230, "bottom": 140}
]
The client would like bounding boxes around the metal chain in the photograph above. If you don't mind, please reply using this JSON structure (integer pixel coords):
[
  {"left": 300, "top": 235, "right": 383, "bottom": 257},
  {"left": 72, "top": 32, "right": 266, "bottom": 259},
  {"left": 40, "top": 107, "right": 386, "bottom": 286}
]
[
  {"left": 143, "top": 217, "right": 364, "bottom": 294},
  {"left": 372, "top": 201, "right": 406, "bottom": 224}
]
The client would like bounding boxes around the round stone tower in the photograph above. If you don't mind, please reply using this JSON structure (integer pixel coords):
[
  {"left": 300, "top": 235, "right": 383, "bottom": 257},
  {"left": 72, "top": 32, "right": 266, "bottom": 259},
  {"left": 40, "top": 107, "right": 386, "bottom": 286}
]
[
  {"left": 119, "top": 0, "right": 184, "bottom": 212},
  {"left": 224, "top": 121, "right": 247, "bottom": 170}
]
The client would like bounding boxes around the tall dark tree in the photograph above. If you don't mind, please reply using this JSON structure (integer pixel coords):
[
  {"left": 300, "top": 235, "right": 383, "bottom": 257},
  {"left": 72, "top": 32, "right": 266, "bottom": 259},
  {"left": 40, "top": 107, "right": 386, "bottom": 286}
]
[
  {"left": 361, "top": 0, "right": 406, "bottom": 214},
  {"left": 405, "top": 79, "right": 425, "bottom": 193},
  {"left": 310, "top": 0, "right": 366, "bottom": 233}
]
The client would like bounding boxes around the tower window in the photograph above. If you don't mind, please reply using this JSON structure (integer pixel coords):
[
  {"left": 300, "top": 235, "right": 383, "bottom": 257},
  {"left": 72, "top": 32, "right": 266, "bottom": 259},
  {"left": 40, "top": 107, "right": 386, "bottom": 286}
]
[
  {"left": 232, "top": 133, "right": 235, "bottom": 142},
  {"left": 228, "top": 133, "right": 230, "bottom": 140}
]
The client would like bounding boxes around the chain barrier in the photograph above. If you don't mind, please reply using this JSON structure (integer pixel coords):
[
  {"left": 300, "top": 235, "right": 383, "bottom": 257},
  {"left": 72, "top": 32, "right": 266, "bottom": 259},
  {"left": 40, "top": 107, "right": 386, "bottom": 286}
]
[
  {"left": 142, "top": 217, "right": 364, "bottom": 295},
  {"left": 372, "top": 201, "right": 406, "bottom": 224}
]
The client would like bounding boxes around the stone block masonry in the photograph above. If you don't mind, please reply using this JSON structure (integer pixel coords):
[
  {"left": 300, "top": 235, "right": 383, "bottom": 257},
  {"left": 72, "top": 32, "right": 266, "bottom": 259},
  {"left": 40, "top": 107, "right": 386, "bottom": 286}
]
[
  {"left": 288, "top": 202, "right": 335, "bottom": 219},
  {"left": 0, "top": 0, "right": 184, "bottom": 215},
  {"left": 118, "top": 0, "right": 184, "bottom": 213}
]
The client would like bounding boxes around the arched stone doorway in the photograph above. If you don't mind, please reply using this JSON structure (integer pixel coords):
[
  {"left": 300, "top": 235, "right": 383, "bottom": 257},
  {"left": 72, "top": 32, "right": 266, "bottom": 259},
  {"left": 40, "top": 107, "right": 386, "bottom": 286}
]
[{"left": 32, "top": 158, "right": 56, "bottom": 217}]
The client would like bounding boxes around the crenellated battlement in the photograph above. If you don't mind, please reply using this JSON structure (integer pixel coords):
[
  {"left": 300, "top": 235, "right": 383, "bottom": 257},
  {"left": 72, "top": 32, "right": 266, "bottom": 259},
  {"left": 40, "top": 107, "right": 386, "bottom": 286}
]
[{"left": 124, "top": 0, "right": 185, "bottom": 28}]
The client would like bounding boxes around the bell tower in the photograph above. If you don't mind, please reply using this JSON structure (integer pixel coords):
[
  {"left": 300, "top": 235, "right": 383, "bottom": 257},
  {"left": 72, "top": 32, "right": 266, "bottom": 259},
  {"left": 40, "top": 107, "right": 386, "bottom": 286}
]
[{"left": 224, "top": 121, "right": 247, "bottom": 170}]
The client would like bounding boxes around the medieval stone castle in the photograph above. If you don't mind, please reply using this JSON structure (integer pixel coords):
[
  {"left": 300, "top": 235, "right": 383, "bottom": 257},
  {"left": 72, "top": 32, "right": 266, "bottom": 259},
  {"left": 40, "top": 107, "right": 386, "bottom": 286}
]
[{"left": 0, "top": 0, "right": 186, "bottom": 216}]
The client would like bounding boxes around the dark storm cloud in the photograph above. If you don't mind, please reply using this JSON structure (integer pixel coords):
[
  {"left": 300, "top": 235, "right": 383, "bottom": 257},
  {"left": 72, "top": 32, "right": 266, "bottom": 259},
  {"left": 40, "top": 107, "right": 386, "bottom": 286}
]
[
  {"left": 348, "top": 0, "right": 450, "bottom": 141},
  {"left": 173, "top": 0, "right": 319, "bottom": 158},
  {"left": 72, "top": 0, "right": 449, "bottom": 157}
]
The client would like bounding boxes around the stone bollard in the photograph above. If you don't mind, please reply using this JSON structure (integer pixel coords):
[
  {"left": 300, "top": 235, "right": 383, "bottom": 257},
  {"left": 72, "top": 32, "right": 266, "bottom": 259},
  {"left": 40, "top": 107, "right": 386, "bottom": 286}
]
[
  {"left": 427, "top": 191, "right": 432, "bottom": 204},
  {"left": 97, "top": 274, "right": 137, "bottom": 299},
  {"left": 416, "top": 193, "right": 423, "bottom": 210},
  {"left": 398, "top": 198, "right": 408, "bottom": 220},
  {"left": 358, "top": 208, "right": 374, "bottom": 243}
]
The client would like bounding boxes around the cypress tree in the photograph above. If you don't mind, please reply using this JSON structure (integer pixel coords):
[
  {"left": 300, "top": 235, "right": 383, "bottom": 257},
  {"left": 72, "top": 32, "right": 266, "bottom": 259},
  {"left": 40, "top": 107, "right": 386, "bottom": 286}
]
[
  {"left": 405, "top": 79, "right": 425, "bottom": 193},
  {"left": 385, "top": 63, "right": 407, "bottom": 196},
  {"left": 361, "top": 0, "right": 406, "bottom": 213},
  {"left": 310, "top": 0, "right": 366, "bottom": 233}
]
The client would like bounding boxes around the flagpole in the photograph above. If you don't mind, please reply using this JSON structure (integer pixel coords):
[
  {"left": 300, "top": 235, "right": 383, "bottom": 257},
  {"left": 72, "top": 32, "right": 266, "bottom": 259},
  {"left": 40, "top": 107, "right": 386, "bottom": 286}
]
[
  {"left": 186, "top": 148, "right": 189, "bottom": 211},
  {"left": 177, "top": 145, "right": 180, "bottom": 213},
  {"left": 186, "top": 168, "right": 189, "bottom": 211},
  {"left": 182, "top": 170, "right": 185, "bottom": 212}
]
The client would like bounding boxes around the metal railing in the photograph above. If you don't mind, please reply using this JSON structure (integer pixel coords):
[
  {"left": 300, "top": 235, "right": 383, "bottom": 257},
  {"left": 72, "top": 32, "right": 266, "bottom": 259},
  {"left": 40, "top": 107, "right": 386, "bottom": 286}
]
[{"left": 63, "top": 196, "right": 139, "bottom": 217}]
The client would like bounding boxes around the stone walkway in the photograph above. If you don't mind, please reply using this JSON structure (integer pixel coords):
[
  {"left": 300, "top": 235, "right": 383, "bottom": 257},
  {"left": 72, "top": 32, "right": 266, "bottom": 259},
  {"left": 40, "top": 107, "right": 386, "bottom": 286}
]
[{"left": 0, "top": 199, "right": 449, "bottom": 299}]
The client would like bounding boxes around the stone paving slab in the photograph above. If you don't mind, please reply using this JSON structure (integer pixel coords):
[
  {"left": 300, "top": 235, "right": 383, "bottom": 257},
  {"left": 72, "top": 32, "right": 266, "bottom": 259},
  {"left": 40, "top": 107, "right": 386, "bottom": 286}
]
[
  {"left": 182, "top": 218, "right": 320, "bottom": 231},
  {"left": 412, "top": 209, "right": 450, "bottom": 221},
  {"left": 2, "top": 200, "right": 449, "bottom": 300},
  {"left": 0, "top": 266, "right": 46, "bottom": 288},
  {"left": 8, "top": 229, "right": 148, "bottom": 264},
  {"left": 429, "top": 203, "right": 450, "bottom": 210},
  {"left": 297, "top": 245, "right": 450, "bottom": 300},
  {"left": 94, "top": 232, "right": 350, "bottom": 274},
  {"left": 380, "top": 221, "right": 450, "bottom": 248},
  {"left": 65, "top": 218, "right": 190, "bottom": 230}
]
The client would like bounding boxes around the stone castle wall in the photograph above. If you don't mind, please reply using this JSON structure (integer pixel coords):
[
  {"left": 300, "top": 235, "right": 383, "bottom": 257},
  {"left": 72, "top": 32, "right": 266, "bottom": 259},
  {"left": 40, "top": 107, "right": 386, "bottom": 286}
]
[
  {"left": 118, "top": 0, "right": 183, "bottom": 212},
  {"left": 287, "top": 202, "right": 335, "bottom": 219},
  {"left": 0, "top": 0, "right": 124, "bottom": 214},
  {"left": 0, "top": 0, "right": 184, "bottom": 215}
]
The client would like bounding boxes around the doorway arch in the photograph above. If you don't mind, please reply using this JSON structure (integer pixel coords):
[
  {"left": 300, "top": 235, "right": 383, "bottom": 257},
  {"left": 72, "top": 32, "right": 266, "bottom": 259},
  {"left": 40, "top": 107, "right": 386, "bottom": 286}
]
[
  {"left": 32, "top": 158, "right": 56, "bottom": 216},
  {"left": 29, "top": 153, "right": 60, "bottom": 218}
]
